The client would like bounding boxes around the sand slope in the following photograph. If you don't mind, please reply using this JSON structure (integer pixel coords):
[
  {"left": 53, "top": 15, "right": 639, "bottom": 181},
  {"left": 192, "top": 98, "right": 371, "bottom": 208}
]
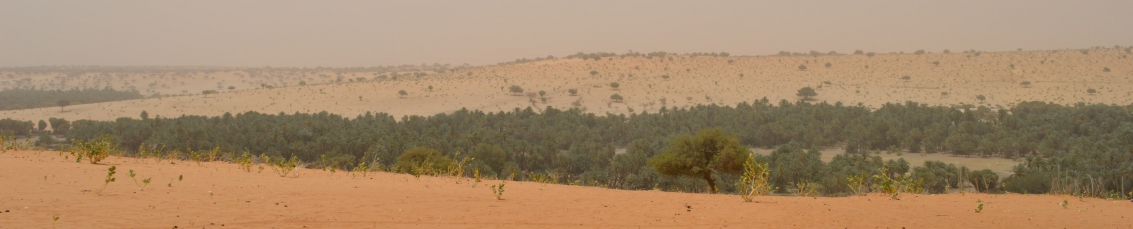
[{"left": 1, "top": 150, "right": 1129, "bottom": 228}]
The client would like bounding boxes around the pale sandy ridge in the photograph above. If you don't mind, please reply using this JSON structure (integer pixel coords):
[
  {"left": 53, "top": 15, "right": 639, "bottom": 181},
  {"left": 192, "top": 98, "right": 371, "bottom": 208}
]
[
  {"left": 1, "top": 150, "right": 1130, "bottom": 229},
  {"left": 3, "top": 48, "right": 1131, "bottom": 122}
]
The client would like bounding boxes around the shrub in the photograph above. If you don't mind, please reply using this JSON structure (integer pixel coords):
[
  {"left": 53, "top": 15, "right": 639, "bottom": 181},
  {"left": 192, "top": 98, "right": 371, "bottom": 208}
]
[
  {"left": 71, "top": 136, "right": 117, "bottom": 164},
  {"left": 738, "top": 153, "right": 772, "bottom": 202},
  {"left": 568, "top": 89, "right": 578, "bottom": 96},
  {"left": 392, "top": 147, "right": 452, "bottom": 176},
  {"left": 269, "top": 155, "right": 301, "bottom": 177},
  {"left": 1003, "top": 172, "right": 1051, "bottom": 194}
]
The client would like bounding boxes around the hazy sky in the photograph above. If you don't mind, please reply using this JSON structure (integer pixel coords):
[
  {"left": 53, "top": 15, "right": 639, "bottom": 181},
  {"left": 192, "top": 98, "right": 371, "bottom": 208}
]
[{"left": 3, "top": 0, "right": 1131, "bottom": 67}]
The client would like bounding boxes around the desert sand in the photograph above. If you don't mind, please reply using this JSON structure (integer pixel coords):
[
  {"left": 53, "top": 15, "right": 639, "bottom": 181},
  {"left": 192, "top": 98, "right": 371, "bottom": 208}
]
[
  {"left": 1, "top": 150, "right": 1130, "bottom": 229},
  {"left": 3, "top": 48, "right": 1131, "bottom": 122}
]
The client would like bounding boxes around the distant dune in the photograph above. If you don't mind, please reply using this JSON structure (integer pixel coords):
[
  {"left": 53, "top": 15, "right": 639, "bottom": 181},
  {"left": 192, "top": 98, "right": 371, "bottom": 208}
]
[{"left": 2, "top": 48, "right": 1130, "bottom": 122}]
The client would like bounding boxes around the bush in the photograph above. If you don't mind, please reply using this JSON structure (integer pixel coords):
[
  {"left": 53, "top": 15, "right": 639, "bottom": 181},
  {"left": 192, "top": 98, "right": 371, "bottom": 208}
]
[
  {"left": 1003, "top": 172, "right": 1051, "bottom": 194},
  {"left": 71, "top": 136, "right": 117, "bottom": 164},
  {"left": 393, "top": 147, "right": 452, "bottom": 174},
  {"left": 35, "top": 132, "right": 54, "bottom": 146}
]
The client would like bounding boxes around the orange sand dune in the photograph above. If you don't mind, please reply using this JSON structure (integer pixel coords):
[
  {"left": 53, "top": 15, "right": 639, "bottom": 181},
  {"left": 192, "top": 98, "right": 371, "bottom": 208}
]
[{"left": 1, "top": 150, "right": 1129, "bottom": 228}]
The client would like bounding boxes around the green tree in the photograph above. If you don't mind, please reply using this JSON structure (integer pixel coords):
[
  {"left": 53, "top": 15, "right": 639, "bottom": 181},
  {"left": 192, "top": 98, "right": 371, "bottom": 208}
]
[
  {"left": 470, "top": 143, "right": 507, "bottom": 174},
  {"left": 590, "top": 70, "right": 598, "bottom": 76},
  {"left": 609, "top": 82, "right": 620, "bottom": 90},
  {"left": 1087, "top": 88, "right": 1096, "bottom": 94},
  {"left": 538, "top": 90, "right": 546, "bottom": 97},
  {"left": 976, "top": 95, "right": 986, "bottom": 102},
  {"left": 38, "top": 120, "right": 47, "bottom": 132},
  {"left": 798, "top": 65, "right": 807, "bottom": 71},
  {"left": 866, "top": 52, "right": 875, "bottom": 57},
  {"left": 967, "top": 169, "right": 999, "bottom": 193},
  {"left": 568, "top": 89, "right": 578, "bottom": 96},
  {"left": 933, "top": 61, "right": 940, "bottom": 66},
  {"left": 509, "top": 85, "right": 524, "bottom": 95},
  {"left": 824, "top": 63, "right": 832, "bottom": 68},
  {"left": 57, "top": 100, "right": 70, "bottom": 112},
  {"left": 228, "top": 86, "right": 235, "bottom": 90},
  {"left": 796, "top": 87, "right": 817, "bottom": 100},
  {"left": 661, "top": 75, "right": 670, "bottom": 80},
  {"left": 901, "top": 75, "right": 911, "bottom": 81},
  {"left": 398, "top": 90, "right": 408, "bottom": 98},
  {"left": 610, "top": 94, "right": 623, "bottom": 102},
  {"left": 914, "top": 50, "right": 926, "bottom": 55},
  {"left": 1020, "top": 81, "right": 1031, "bottom": 88},
  {"left": 1102, "top": 67, "right": 1110, "bottom": 72},
  {"left": 648, "top": 128, "right": 751, "bottom": 193}
]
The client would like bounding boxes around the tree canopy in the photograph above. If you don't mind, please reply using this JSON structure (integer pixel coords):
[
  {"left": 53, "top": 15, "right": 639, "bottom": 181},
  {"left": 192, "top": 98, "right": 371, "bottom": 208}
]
[
  {"left": 648, "top": 128, "right": 750, "bottom": 193},
  {"left": 796, "top": 87, "right": 817, "bottom": 100}
]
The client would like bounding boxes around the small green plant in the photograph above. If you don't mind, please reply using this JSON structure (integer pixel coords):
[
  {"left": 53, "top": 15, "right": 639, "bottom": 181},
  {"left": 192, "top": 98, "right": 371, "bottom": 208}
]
[
  {"left": 491, "top": 181, "right": 506, "bottom": 200},
  {"left": 96, "top": 166, "right": 117, "bottom": 195},
  {"left": 128, "top": 170, "right": 150, "bottom": 190},
  {"left": 847, "top": 172, "right": 867, "bottom": 195},
  {"left": 237, "top": 151, "right": 254, "bottom": 172},
  {"left": 975, "top": 199, "right": 984, "bottom": 213},
  {"left": 1060, "top": 200, "right": 1068, "bottom": 209},
  {"left": 52, "top": 215, "right": 60, "bottom": 229},
  {"left": 472, "top": 168, "right": 482, "bottom": 187},
  {"left": 794, "top": 181, "right": 818, "bottom": 197},
  {"left": 269, "top": 155, "right": 301, "bottom": 177}
]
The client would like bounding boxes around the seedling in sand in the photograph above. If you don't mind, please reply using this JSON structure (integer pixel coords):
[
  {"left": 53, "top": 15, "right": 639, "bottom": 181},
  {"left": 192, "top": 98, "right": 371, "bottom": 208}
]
[
  {"left": 491, "top": 181, "right": 506, "bottom": 200},
  {"left": 975, "top": 199, "right": 984, "bottom": 213},
  {"left": 52, "top": 215, "right": 59, "bottom": 229},
  {"left": 96, "top": 166, "right": 117, "bottom": 195},
  {"left": 1060, "top": 200, "right": 1068, "bottom": 209},
  {"left": 127, "top": 170, "right": 151, "bottom": 190}
]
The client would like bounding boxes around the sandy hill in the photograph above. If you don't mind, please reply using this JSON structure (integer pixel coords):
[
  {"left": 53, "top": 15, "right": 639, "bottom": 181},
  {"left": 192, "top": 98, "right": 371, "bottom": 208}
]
[
  {"left": 2, "top": 47, "right": 1131, "bottom": 122},
  {"left": 2, "top": 150, "right": 1129, "bottom": 228}
]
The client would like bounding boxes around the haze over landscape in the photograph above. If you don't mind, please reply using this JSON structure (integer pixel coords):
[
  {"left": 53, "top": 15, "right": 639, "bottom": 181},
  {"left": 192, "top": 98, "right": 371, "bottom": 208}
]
[
  {"left": 3, "top": 1, "right": 1132, "bottom": 67},
  {"left": 2, "top": 1, "right": 1133, "bottom": 228}
]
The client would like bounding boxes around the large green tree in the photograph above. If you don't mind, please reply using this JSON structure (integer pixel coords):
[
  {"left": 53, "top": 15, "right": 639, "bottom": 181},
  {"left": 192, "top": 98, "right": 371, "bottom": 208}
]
[{"left": 648, "top": 128, "right": 751, "bottom": 193}]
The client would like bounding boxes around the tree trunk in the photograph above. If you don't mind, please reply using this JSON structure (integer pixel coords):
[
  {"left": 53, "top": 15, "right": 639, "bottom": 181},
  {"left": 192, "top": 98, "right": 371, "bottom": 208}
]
[{"left": 704, "top": 171, "right": 717, "bottom": 194}]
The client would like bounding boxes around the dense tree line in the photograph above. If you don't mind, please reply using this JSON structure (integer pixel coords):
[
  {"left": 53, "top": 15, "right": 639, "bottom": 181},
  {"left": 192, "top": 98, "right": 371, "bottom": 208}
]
[
  {"left": 0, "top": 87, "right": 143, "bottom": 110},
  {"left": 59, "top": 99, "right": 1133, "bottom": 196}
]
